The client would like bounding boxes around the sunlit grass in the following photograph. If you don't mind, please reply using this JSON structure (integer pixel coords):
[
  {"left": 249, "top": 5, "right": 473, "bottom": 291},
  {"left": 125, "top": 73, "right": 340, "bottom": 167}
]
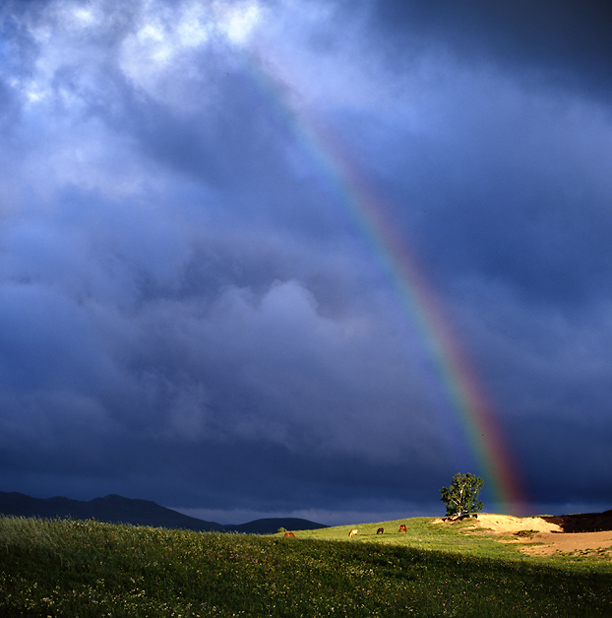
[
  {"left": 297, "top": 516, "right": 612, "bottom": 569},
  {"left": 1, "top": 515, "right": 611, "bottom": 617},
  {"left": 294, "top": 517, "right": 534, "bottom": 561},
  {"left": 295, "top": 517, "right": 515, "bottom": 557}
]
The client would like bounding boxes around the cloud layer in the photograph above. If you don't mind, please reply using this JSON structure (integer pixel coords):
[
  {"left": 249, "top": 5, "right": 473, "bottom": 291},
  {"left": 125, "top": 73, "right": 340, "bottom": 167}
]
[{"left": 0, "top": 0, "right": 611, "bottom": 524}]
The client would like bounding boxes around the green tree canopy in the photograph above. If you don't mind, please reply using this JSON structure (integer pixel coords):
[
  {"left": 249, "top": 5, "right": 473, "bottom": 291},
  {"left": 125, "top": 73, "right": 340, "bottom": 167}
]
[{"left": 440, "top": 472, "right": 484, "bottom": 518}]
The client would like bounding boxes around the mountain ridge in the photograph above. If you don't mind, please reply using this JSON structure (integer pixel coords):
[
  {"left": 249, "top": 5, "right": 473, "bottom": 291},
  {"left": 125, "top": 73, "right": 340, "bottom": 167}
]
[{"left": 0, "top": 491, "right": 327, "bottom": 534}]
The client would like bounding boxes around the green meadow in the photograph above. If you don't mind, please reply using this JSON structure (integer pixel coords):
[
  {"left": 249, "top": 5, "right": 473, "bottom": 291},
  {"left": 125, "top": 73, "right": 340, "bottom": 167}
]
[{"left": 1, "top": 515, "right": 611, "bottom": 617}]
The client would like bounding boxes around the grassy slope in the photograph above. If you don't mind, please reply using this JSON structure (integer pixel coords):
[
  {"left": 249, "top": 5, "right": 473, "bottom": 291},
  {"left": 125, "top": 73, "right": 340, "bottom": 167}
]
[
  {"left": 1, "top": 515, "right": 611, "bottom": 617},
  {"left": 291, "top": 517, "right": 521, "bottom": 558}
]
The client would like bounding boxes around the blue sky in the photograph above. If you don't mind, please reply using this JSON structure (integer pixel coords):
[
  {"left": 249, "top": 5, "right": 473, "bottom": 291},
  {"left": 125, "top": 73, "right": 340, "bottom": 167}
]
[{"left": 0, "top": 0, "right": 611, "bottom": 525}]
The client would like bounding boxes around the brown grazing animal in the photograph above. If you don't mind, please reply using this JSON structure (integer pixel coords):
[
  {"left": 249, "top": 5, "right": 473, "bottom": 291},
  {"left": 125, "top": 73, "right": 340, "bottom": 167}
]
[
  {"left": 348, "top": 529, "right": 358, "bottom": 537},
  {"left": 377, "top": 527, "right": 384, "bottom": 535},
  {"left": 284, "top": 532, "right": 295, "bottom": 537},
  {"left": 399, "top": 524, "right": 407, "bottom": 533}
]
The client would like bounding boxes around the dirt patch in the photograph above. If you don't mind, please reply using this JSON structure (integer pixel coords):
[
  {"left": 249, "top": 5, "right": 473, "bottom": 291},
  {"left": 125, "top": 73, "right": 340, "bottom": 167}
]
[
  {"left": 431, "top": 513, "right": 562, "bottom": 535},
  {"left": 468, "top": 513, "right": 563, "bottom": 535},
  {"left": 521, "top": 531, "right": 612, "bottom": 557},
  {"left": 431, "top": 512, "right": 612, "bottom": 558}
]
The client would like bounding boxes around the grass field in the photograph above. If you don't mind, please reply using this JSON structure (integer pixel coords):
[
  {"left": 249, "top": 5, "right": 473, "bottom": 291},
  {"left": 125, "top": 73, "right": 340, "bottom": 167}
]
[{"left": 1, "top": 514, "right": 611, "bottom": 617}]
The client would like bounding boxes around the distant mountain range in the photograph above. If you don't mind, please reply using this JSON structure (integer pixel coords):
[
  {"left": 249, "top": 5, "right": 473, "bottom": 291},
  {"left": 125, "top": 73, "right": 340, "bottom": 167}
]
[{"left": 0, "top": 492, "right": 327, "bottom": 535}]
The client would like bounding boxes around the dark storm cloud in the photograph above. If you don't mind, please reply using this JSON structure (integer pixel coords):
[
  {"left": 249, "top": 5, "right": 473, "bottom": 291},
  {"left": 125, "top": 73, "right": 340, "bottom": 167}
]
[
  {"left": 0, "top": 0, "right": 610, "bottom": 524},
  {"left": 514, "top": 413, "right": 612, "bottom": 508},
  {"left": 368, "top": 0, "right": 612, "bottom": 100},
  {"left": 399, "top": 115, "right": 612, "bottom": 307}
]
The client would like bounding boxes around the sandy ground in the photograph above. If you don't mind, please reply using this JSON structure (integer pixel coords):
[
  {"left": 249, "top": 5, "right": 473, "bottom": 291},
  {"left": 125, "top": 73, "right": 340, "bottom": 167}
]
[
  {"left": 521, "top": 531, "right": 612, "bottom": 557},
  {"left": 432, "top": 513, "right": 562, "bottom": 534},
  {"left": 462, "top": 513, "right": 563, "bottom": 534},
  {"left": 433, "top": 513, "right": 612, "bottom": 557}
]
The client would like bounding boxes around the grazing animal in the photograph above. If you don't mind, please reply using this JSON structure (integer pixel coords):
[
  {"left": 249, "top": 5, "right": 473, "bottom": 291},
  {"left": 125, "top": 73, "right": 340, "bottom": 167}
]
[
  {"left": 284, "top": 532, "right": 295, "bottom": 537},
  {"left": 399, "top": 524, "right": 407, "bottom": 533},
  {"left": 377, "top": 527, "right": 384, "bottom": 535},
  {"left": 348, "top": 529, "right": 358, "bottom": 537}
]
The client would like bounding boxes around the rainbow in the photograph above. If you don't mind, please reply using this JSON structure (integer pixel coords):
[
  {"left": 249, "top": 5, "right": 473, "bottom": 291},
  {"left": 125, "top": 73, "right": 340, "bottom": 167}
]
[{"left": 244, "top": 54, "right": 526, "bottom": 514}]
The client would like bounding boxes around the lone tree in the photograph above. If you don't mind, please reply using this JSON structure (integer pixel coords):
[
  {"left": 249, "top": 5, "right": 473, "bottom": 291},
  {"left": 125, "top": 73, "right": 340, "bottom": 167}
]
[{"left": 440, "top": 472, "right": 484, "bottom": 519}]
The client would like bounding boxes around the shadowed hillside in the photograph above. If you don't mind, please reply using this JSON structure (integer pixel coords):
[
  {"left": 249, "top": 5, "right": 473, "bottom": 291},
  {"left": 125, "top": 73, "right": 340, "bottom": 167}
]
[{"left": 542, "top": 510, "right": 612, "bottom": 533}]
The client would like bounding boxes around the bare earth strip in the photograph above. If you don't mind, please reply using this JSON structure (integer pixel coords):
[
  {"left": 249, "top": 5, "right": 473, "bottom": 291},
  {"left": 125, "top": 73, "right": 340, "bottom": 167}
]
[
  {"left": 433, "top": 513, "right": 612, "bottom": 558},
  {"left": 431, "top": 513, "right": 563, "bottom": 534},
  {"left": 521, "top": 531, "right": 612, "bottom": 557},
  {"left": 462, "top": 514, "right": 563, "bottom": 534}
]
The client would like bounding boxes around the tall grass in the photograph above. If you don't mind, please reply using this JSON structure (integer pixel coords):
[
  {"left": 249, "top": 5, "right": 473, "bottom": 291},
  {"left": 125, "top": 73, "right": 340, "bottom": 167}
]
[{"left": 1, "top": 515, "right": 611, "bottom": 617}]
